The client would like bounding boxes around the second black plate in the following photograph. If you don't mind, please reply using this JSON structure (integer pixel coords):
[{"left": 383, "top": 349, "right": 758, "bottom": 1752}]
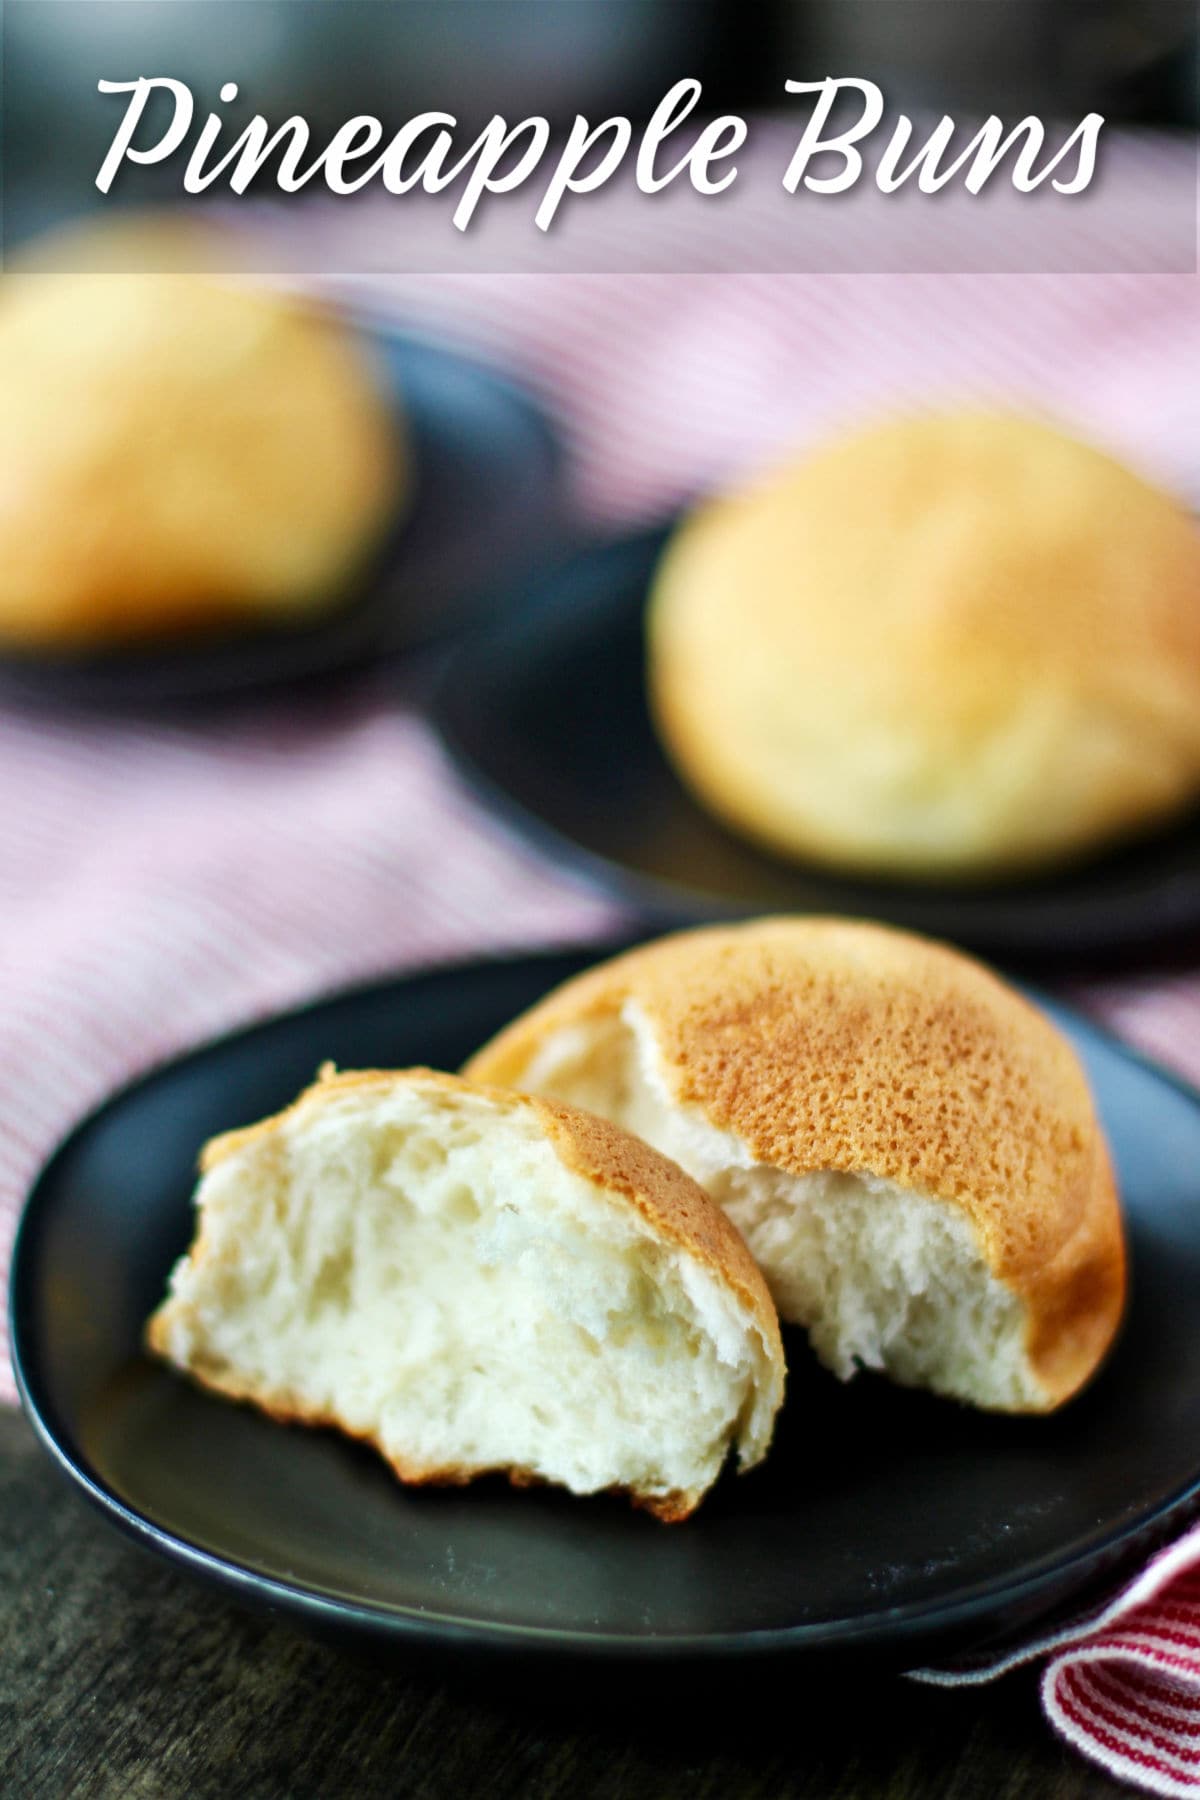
[{"left": 433, "top": 532, "right": 1200, "bottom": 962}]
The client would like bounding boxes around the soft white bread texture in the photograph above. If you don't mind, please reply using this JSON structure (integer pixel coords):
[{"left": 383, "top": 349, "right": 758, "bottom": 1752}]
[
  {"left": 0, "top": 220, "right": 403, "bottom": 647},
  {"left": 648, "top": 410, "right": 1200, "bottom": 880},
  {"left": 466, "top": 919, "right": 1127, "bottom": 1414},
  {"left": 147, "top": 1068, "right": 784, "bottom": 1521}
]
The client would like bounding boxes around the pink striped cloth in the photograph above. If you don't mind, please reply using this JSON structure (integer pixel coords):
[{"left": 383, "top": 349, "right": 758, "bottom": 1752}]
[
  {"left": 5, "top": 140, "right": 1200, "bottom": 1792},
  {"left": 915, "top": 1533, "right": 1200, "bottom": 1796}
]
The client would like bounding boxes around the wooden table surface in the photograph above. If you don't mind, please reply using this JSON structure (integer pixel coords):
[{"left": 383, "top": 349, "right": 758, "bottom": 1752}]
[{"left": 0, "top": 1406, "right": 1131, "bottom": 1800}]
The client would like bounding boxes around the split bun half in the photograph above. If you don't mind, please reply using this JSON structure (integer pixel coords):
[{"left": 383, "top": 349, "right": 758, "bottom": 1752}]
[
  {"left": 466, "top": 919, "right": 1127, "bottom": 1413},
  {"left": 148, "top": 1067, "right": 785, "bottom": 1520}
]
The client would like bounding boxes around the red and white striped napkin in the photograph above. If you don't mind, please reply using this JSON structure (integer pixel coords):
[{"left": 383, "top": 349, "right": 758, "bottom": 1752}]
[
  {"left": 915, "top": 1530, "right": 1200, "bottom": 1797},
  {"left": 4, "top": 131, "right": 1200, "bottom": 1792}
]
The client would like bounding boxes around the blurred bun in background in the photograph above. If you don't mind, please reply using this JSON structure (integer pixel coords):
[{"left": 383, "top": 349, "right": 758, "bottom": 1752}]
[
  {"left": 648, "top": 410, "right": 1200, "bottom": 882},
  {"left": 0, "top": 216, "right": 404, "bottom": 648}
]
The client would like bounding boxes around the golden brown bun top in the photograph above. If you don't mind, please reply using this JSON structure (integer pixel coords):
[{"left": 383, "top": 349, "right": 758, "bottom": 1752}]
[
  {"left": 466, "top": 919, "right": 1126, "bottom": 1401},
  {"left": 0, "top": 217, "right": 403, "bottom": 647},
  {"left": 655, "top": 410, "right": 1200, "bottom": 730},
  {"left": 202, "top": 1064, "right": 783, "bottom": 1370}
]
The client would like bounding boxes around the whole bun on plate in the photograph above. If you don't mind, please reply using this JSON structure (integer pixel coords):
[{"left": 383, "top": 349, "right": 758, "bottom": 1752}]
[
  {"left": 466, "top": 917, "right": 1127, "bottom": 1414},
  {"left": 647, "top": 410, "right": 1200, "bottom": 879},
  {"left": 0, "top": 216, "right": 404, "bottom": 647}
]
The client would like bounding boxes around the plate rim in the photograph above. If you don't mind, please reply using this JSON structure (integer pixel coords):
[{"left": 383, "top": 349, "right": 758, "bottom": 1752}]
[
  {"left": 12, "top": 941, "right": 1200, "bottom": 1664},
  {"left": 429, "top": 531, "right": 1200, "bottom": 960}
]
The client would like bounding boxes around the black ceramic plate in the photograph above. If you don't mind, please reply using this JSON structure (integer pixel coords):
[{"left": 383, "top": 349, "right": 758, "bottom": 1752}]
[
  {"left": 432, "top": 533, "right": 1200, "bottom": 962},
  {"left": 12, "top": 945, "right": 1200, "bottom": 1670},
  {"left": 0, "top": 330, "right": 563, "bottom": 706}
]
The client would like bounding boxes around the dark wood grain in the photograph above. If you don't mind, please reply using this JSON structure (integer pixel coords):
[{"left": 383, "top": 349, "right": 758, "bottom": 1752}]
[{"left": 0, "top": 1408, "right": 1128, "bottom": 1800}]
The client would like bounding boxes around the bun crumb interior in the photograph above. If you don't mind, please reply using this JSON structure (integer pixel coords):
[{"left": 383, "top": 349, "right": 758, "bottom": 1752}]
[{"left": 148, "top": 1067, "right": 784, "bottom": 1521}]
